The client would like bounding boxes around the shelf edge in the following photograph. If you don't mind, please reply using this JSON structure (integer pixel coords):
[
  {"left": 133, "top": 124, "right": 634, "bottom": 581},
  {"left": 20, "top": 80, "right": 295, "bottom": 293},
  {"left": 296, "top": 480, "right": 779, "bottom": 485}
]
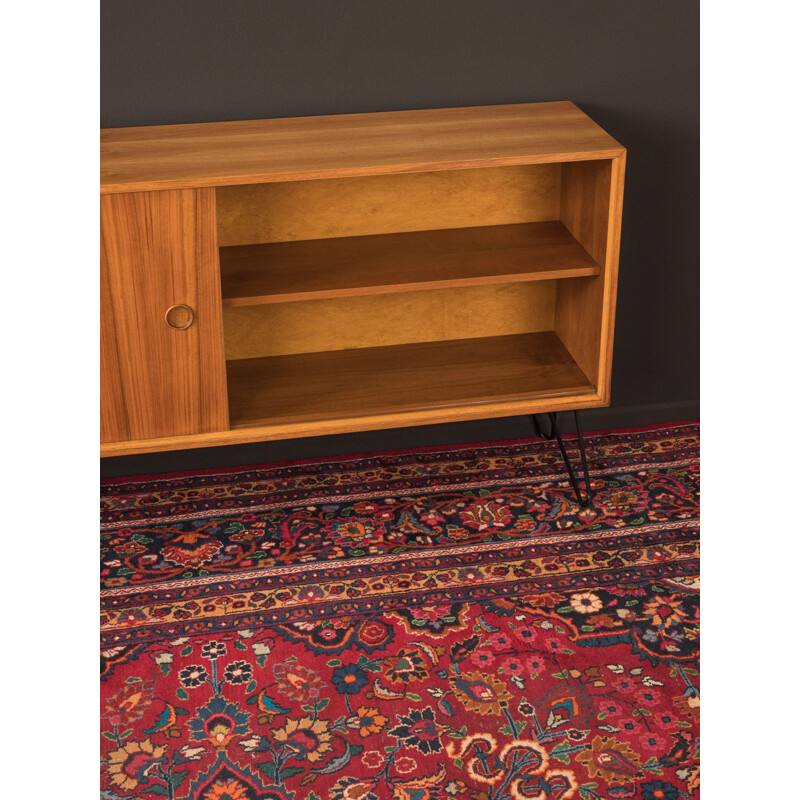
[{"left": 221, "top": 264, "right": 600, "bottom": 307}]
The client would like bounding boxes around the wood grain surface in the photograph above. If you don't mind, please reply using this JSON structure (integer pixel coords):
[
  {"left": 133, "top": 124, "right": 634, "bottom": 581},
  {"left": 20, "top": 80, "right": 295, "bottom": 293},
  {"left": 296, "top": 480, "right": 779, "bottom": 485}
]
[
  {"left": 226, "top": 331, "right": 593, "bottom": 429},
  {"left": 216, "top": 164, "right": 561, "bottom": 245},
  {"left": 555, "top": 155, "right": 626, "bottom": 396},
  {"left": 222, "top": 282, "right": 557, "bottom": 360},
  {"left": 100, "top": 189, "right": 229, "bottom": 442},
  {"left": 220, "top": 221, "right": 599, "bottom": 306},
  {"left": 101, "top": 102, "right": 624, "bottom": 192},
  {"left": 99, "top": 387, "right": 605, "bottom": 457},
  {"left": 99, "top": 103, "right": 625, "bottom": 457}
]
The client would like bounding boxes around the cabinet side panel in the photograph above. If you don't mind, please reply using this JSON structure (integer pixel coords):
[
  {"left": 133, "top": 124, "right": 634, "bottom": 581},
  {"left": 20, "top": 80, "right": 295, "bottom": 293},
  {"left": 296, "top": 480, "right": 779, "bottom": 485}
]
[
  {"left": 555, "top": 157, "right": 624, "bottom": 395},
  {"left": 100, "top": 189, "right": 229, "bottom": 442}
]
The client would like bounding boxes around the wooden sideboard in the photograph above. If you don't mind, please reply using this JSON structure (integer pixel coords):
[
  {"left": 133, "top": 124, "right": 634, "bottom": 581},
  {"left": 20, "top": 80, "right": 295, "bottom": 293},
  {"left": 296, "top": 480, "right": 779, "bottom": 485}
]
[{"left": 100, "top": 101, "right": 626, "bottom": 457}]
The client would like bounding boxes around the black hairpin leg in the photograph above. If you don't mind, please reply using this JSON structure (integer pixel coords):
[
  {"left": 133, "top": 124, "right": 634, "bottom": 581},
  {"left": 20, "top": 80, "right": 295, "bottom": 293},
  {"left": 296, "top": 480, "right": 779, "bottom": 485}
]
[
  {"left": 530, "top": 410, "right": 593, "bottom": 506},
  {"left": 531, "top": 414, "right": 557, "bottom": 440}
]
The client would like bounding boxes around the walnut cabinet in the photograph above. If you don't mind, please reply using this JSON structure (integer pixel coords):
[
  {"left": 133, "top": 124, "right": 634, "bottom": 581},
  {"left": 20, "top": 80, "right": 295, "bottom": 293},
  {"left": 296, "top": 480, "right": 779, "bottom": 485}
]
[{"left": 100, "top": 102, "right": 626, "bottom": 457}]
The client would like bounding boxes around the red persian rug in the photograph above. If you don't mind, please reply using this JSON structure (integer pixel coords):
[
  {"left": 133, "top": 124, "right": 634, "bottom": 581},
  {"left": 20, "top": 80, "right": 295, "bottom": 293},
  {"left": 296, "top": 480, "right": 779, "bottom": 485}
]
[{"left": 101, "top": 422, "right": 699, "bottom": 800}]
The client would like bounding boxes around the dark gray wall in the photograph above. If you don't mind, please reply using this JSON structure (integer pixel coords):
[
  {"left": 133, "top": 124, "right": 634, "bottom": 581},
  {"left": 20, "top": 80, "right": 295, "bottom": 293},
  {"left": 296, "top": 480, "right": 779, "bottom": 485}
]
[{"left": 101, "top": 0, "right": 698, "bottom": 477}]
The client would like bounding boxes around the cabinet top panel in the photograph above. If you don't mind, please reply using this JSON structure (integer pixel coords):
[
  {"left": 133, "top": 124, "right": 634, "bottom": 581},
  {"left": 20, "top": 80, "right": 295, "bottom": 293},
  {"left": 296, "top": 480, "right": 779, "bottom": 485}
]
[{"left": 100, "top": 101, "right": 624, "bottom": 194}]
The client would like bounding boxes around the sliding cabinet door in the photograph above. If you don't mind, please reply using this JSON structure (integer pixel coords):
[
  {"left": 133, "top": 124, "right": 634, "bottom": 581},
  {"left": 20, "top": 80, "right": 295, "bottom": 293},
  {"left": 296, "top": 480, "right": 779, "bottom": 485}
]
[{"left": 101, "top": 188, "right": 229, "bottom": 444}]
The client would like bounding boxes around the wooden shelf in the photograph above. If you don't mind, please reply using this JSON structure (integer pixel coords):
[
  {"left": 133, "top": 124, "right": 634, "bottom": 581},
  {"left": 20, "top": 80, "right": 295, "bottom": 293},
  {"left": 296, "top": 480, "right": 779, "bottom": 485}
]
[
  {"left": 226, "top": 331, "right": 594, "bottom": 429},
  {"left": 220, "top": 221, "right": 599, "bottom": 306}
]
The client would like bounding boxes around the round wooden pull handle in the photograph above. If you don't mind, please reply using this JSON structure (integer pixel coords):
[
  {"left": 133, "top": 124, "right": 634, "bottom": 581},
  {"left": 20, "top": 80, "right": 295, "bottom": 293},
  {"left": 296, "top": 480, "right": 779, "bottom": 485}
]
[{"left": 165, "top": 304, "right": 195, "bottom": 330}]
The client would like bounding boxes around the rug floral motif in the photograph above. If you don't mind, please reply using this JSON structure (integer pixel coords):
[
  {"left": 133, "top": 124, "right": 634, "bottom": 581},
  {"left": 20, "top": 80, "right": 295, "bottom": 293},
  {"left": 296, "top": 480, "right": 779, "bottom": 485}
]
[{"left": 101, "top": 423, "right": 699, "bottom": 800}]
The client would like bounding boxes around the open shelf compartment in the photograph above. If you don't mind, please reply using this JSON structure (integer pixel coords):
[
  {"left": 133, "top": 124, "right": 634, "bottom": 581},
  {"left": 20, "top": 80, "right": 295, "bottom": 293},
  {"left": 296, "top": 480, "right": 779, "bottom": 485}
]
[
  {"left": 226, "top": 331, "right": 594, "bottom": 429},
  {"left": 218, "top": 157, "right": 615, "bottom": 435}
]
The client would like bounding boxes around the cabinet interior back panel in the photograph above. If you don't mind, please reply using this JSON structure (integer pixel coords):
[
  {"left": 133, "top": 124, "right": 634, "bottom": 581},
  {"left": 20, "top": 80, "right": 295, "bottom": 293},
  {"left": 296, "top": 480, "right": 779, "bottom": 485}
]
[
  {"left": 223, "top": 282, "right": 557, "bottom": 360},
  {"left": 216, "top": 164, "right": 561, "bottom": 246}
]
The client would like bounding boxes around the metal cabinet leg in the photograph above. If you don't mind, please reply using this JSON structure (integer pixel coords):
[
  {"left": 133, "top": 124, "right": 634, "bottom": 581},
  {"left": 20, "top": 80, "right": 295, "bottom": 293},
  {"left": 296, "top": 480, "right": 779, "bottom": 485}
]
[{"left": 530, "top": 410, "right": 593, "bottom": 506}]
